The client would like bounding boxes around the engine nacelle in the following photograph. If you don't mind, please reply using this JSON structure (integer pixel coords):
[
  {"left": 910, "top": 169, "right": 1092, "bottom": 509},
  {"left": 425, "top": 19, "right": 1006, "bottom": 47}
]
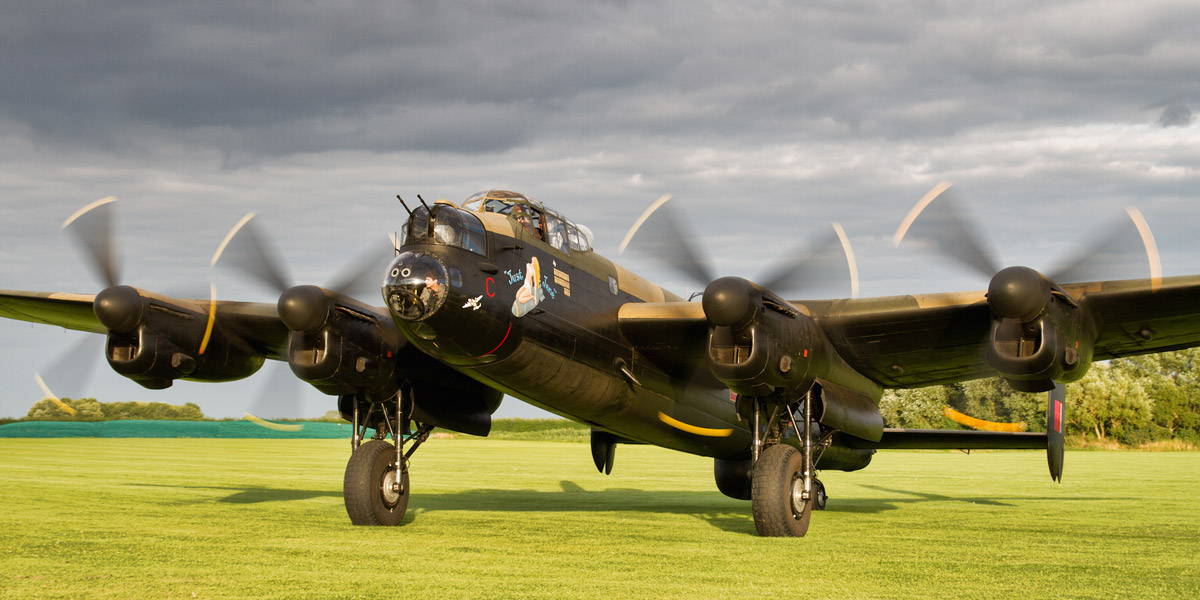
[
  {"left": 95, "top": 286, "right": 266, "bottom": 389},
  {"left": 278, "top": 285, "right": 406, "bottom": 400},
  {"left": 703, "top": 277, "right": 817, "bottom": 398},
  {"left": 985, "top": 267, "right": 1096, "bottom": 392},
  {"left": 280, "top": 285, "right": 503, "bottom": 435},
  {"left": 703, "top": 277, "right": 886, "bottom": 442}
]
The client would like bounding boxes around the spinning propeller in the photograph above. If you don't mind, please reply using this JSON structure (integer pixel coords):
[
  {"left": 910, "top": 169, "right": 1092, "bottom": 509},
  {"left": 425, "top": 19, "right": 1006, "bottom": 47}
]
[
  {"left": 892, "top": 181, "right": 1162, "bottom": 316},
  {"left": 39, "top": 197, "right": 222, "bottom": 410},
  {"left": 619, "top": 194, "right": 860, "bottom": 300},
  {"left": 211, "top": 211, "right": 394, "bottom": 424}
]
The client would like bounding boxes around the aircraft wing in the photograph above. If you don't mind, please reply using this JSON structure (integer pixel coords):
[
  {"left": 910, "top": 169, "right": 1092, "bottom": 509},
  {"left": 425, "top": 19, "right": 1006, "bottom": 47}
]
[
  {"left": 0, "top": 290, "right": 106, "bottom": 334},
  {"left": 0, "top": 289, "right": 289, "bottom": 360},
  {"left": 805, "top": 274, "right": 1200, "bottom": 388},
  {"left": 619, "top": 275, "right": 1200, "bottom": 390}
]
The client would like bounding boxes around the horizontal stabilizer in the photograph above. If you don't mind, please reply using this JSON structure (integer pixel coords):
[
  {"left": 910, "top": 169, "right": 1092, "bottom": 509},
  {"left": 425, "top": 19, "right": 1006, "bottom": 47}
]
[{"left": 841, "top": 429, "right": 1048, "bottom": 450}]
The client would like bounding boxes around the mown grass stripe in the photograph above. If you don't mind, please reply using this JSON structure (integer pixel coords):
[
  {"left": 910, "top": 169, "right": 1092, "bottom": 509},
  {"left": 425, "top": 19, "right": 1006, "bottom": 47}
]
[{"left": 0, "top": 439, "right": 1196, "bottom": 598}]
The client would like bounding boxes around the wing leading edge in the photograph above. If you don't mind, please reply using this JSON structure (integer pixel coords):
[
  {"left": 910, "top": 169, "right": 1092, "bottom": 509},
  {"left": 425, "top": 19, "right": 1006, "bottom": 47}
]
[
  {"left": 800, "top": 274, "right": 1200, "bottom": 389},
  {"left": 1, "top": 288, "right": 289, "bottom": 362}
]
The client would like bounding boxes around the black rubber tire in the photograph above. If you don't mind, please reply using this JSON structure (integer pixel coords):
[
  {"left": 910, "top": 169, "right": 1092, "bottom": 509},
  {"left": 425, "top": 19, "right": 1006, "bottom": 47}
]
[
  {"left": 751, "top": 444, "right": 812, "bottom": 537},
  {"left": 813, "top": 478, "right": 827, "bottom": 511},
  {"left": 344, "top": 439, "right": 409, "bottom": 526}
]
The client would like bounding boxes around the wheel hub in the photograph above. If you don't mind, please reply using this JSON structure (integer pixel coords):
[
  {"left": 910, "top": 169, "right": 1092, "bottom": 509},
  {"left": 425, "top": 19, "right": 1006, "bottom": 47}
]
[
  {"left": 790, "top": 472, "right": 808, "bottom": 519},
  {"left": 381, "top": 466, "right": 400, "bottom": 506}
]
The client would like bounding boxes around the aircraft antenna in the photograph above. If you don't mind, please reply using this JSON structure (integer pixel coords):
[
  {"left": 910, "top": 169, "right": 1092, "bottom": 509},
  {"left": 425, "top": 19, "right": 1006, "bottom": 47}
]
[{"left": 395, "top": 195, "right": 413, "bottom": 216}]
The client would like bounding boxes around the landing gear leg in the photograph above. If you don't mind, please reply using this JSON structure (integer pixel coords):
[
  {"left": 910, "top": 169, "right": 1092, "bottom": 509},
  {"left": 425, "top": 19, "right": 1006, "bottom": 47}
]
[
  {"left": 749, "top": 388, "right": 827, "bottom": 536},
  {"left": 342, "top": 392, "right": 433, "bottom": 526}
]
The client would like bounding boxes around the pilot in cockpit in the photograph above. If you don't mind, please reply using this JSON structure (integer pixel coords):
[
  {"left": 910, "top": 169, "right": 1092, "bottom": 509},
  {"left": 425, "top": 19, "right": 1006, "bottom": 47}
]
[{"left": 511, "top": 204, "right": 542, "bottom": 240}]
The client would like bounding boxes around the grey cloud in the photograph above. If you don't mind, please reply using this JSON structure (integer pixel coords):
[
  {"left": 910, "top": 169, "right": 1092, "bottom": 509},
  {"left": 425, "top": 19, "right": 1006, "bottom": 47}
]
[
  {"left": 5, "top": 1, "right": 1200, "bottom": 162},
  {"left": 1157, "top": 104, "right": 1193, "bottom": 127}
]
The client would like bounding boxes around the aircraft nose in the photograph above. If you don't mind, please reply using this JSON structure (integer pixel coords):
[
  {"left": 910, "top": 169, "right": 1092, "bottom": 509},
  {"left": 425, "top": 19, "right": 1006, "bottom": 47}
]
[{"left": 382, "top": 251, "right": 450, "bottom": 322}]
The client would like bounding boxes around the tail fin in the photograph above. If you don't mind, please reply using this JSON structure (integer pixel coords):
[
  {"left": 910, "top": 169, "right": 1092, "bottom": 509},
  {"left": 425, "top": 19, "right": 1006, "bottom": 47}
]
[{"left": 1047, "top": 383, "right": 1065, "bottom": 482}]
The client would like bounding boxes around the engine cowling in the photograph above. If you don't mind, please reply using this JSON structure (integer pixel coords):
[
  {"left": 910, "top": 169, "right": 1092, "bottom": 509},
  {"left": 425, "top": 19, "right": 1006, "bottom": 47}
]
[
  {"left": 985, "top": 267, "right": 1096, "bottom": 392},
  {"left": 278, "top": 285, "right": 502, "bottom": 435},
  {"left": 277, "top": 285, "right": 405, "bottom": 400},
  {"left": 702, "top": 277, "right": 817, "bottom": 398},
  {"left": 702, "top": 277, "right": 885, "bottom": 443},
  {"left": 95, "top": 285, "right": 266, "bottom": 389}
]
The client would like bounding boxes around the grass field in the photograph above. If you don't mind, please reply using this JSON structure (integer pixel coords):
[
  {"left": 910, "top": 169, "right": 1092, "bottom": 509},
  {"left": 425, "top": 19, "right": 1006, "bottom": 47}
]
[{"left": 1, "top": 439, "right": 1197, "bottom": 599}]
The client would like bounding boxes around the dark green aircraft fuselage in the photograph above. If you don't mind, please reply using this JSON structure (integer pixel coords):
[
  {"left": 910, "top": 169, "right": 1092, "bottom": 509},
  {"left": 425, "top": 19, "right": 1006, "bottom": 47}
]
[{"left": 382, "top": 198, "right": 751, "bottom": 459}]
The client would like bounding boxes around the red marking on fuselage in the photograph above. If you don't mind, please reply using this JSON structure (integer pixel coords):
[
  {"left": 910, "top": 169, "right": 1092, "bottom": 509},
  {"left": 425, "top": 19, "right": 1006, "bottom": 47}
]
[
  {"left": 476, "top": 322, "right": 513, "bottom": 358},
  {"left": 485, "top": 277, "right": 496, "bottom": 297}
]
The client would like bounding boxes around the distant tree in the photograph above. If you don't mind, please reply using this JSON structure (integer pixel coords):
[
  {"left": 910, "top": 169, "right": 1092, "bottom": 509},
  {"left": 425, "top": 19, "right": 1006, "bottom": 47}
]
[
  {"left": 27, "top": 398, "right": 72, "bottom": 420},
  {"left": 181, "top": 402, "right": 205, "bottom": 420},
  {"left": 1112, "top": 348, "right": 1200, "bottom": 442},
  {"left": 27, "top": 398, "right": 206, "bottom": 421},
  {"left": 879, "top": 386, "right": 949, "bottom": 429},
  {"left": 1069, "top": 363, "right": 1153, "bottom": 444},
  {"left": 26, "top": 397, "right": 103, "bottom": 421}
]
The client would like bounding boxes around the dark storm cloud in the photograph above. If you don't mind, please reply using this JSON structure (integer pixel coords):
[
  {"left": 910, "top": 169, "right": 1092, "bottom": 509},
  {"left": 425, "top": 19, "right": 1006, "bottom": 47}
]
[
  {"left": 1156, "top": 104, "right": 1194, "bottom": 127},
  {"left": 1, "top": 1, "right": 680, "bottom": 155},
  {"left": 4, "top": 1, "right": 1200, "bottom": 160}
]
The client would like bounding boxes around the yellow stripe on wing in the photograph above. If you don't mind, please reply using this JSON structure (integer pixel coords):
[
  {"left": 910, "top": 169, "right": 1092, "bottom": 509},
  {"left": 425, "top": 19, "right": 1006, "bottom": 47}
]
[
  {"left": 942, "top": 406, "right": 1026, "bottom": 432},
  {"left": 657, "top": 411, "right": 733, "bottom": 437}
]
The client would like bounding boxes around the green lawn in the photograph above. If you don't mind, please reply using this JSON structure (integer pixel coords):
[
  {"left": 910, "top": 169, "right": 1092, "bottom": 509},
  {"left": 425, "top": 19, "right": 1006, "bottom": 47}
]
[{"left": 0, "top": 439, "right": 1197, "bottom": 599}]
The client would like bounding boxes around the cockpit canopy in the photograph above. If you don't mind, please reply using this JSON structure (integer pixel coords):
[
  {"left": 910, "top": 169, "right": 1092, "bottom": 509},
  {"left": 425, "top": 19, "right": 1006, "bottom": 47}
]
[
  {"left": 463, "top": 190, "right": 593, "bottom": 253},
  {"left": 400, "top": 203, "right": 487, "bottom": 256},
  {"left": 399, "top": 191, "right": 594, "bottom": 256}
]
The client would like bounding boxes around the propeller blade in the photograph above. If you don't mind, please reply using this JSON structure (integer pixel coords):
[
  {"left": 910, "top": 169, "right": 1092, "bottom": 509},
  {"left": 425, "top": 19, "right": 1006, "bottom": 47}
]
[
  {"left": 34, "top": 334, "right": 106, "bottom": 406},
  {"left": 893, "top": 182, "right": 1000, "bottom": 279},
  {"left": 244, "top": 361, "right": 306, "bottom": 430},
  {"left": 619, "top": 194, "right": 715, "bottom": 285},
  {"left": 1049, "top": 207, "right": 1162, "bottom": 290},
  {"left": 757, "top": 222, "right": 859, "bottom": 298},
  {"left": 211, "top": 212, "right": 291, "bottom": 294},
  {"left": 325, "top": 238, "right": 397, "bottom": 300},
  {"left": 62, "top": 196, "right": 121, "bottom": 288}
]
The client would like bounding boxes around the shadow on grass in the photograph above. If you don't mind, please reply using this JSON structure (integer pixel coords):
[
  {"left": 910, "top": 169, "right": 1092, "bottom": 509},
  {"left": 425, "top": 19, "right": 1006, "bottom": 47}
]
[
  {"left": 130, "top": 480, "right": 757, "bottom": 534},
  {"left": 410, "top": 480, "right": 758, "bottom": 534},
  {"left": 130, "top": 479, "right": 1117, "bottom": 536},
  {"left": 828, "top": 484, "right": 1125, "bottom": 514},
  {"left": 130, "top": 483, "right": 342, "bottom": 504}
]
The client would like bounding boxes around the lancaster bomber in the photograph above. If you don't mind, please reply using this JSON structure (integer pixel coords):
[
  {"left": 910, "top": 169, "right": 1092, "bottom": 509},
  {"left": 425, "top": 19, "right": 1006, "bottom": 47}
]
[{"left": 2, "top": 187, "right": 1196, "bottom": 537}]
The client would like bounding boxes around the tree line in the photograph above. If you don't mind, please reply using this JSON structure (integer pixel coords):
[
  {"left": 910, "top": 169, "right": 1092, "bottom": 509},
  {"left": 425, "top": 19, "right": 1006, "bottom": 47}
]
[
  {"left": 15, "top": 348, "right": 1200, "bottom": 445},
  {"left": 880, "top": 348, "right": 1200, "bottom": 445},
  {"left": 25, "top": 398, "right": 206, "bottom": 421}
]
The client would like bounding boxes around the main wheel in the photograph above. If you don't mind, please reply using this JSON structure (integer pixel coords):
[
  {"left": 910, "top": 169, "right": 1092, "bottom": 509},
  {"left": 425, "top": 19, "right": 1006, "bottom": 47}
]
[
  {"left": 751, "top": 444, "right": 812, "bottom": 537},
  {"left": 344, "top": 439, "right": 409, "bottom": 526}
]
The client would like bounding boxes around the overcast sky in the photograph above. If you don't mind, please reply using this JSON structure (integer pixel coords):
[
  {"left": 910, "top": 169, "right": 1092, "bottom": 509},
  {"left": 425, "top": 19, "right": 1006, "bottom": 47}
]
[{"left": 2, "top": 1, "right": 1198, "bottom": 420}]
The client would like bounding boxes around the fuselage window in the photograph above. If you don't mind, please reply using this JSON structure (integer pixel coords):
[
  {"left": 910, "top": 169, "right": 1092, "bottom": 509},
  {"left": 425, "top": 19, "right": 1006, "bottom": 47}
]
[
  {"left": 461, "top": 214, "right": 486, "bottom": 255},
  {"left": 482, "top": 198, "right": 512, "bottom": 215},
  {"left": 543, "top": 215, "right": 569, "bottom": 254},
  {"left": 567, "top": 225, "right": 592, "bottom": 252}
]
